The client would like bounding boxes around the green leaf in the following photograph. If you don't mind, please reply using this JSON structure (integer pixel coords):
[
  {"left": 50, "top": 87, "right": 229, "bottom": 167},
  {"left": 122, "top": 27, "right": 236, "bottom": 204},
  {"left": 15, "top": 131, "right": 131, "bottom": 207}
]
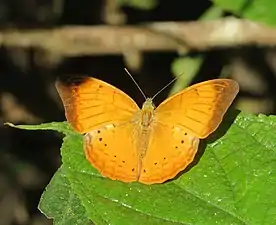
[
  {"left": 171, "top": 56, "right": 204, "bottom": 95},
  {"left": 200, "top": 5, "right": 224, "bottom": 21},
  {"left": 213, "top": 0, "right": 276, "bottom": 26},
  {"left": 8, "top": 112, "right": 276, "bottom": 224},
  {"left": 116, "top": 0, "right": 158, "bottom": 10},
  {"left": 4, "top": 121, "right": 74, "bottom": 136},
  {"left": 38, "top": 167, "right": 92, "bottom": 225}
]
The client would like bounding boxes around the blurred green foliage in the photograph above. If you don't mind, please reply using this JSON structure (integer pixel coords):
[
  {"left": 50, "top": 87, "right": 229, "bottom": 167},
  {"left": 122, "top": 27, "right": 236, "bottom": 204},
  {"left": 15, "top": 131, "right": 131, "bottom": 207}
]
[
  {"left": 116, "top": 0, "right": 158, "bottom": 10},
  {"left": 213, "top": 0, "right": 276, "bottom": 26}
]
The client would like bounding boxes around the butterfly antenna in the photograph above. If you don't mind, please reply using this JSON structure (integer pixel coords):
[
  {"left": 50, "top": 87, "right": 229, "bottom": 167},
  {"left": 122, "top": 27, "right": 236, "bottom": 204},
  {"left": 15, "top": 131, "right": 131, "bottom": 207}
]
[
  {"left": 124, "top": 68, "right": 147, "bottom": 100},
  {"left": 152, "top": 76, "right": 179, "bottom": 100}
]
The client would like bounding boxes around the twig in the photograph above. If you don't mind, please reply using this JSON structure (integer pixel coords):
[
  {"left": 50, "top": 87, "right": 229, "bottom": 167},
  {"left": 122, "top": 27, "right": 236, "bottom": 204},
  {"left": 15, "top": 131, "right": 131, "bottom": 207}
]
[{"left": 0, "top": 17, "right": 275, "bottom": 56}]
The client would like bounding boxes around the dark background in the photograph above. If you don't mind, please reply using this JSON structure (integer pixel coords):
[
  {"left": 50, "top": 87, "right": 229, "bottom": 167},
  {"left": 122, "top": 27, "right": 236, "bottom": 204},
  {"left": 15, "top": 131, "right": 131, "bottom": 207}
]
[{"left": 0, "top": 1, "right": 276, "bottom": 224}]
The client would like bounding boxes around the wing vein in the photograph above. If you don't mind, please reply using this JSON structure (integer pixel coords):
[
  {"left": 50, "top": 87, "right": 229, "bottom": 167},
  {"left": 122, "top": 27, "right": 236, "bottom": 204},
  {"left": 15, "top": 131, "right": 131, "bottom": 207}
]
[{"left": 190, "top": 108, "right": 211, "bottom": 115}]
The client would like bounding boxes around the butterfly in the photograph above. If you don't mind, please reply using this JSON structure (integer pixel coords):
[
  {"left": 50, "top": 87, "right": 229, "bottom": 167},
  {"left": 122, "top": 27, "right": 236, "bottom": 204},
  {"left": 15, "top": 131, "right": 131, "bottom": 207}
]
[{"left": 56, "top": 73, "right": 239, "bottom": 184}]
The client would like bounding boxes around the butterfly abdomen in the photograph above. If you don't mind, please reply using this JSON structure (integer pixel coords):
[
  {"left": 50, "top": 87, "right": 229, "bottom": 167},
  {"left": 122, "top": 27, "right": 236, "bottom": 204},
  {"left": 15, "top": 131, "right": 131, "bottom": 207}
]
[{"left": 137, "top": 127, "right": 151, "bottom": 159}]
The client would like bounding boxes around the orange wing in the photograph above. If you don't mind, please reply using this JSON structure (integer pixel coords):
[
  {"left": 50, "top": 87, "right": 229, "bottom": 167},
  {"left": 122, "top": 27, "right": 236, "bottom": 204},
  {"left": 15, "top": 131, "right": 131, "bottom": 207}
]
[
  {"left": 56, "top": 76, "right": 141, "bottom": 182},
  {"left": 139, "top": 123, "right": 199, "bottom": 184},
  {"left": 155, "top": 79, "right": 239, "bottom": 138},
  {"left": 138, "top": 79, "right": 239, "bottom": 184},
  {"left": 84, "top": 122, "right": 139, "bottom": 182},
  {"left": 56, "top": 77, "right": 139, "bottom": 134}
]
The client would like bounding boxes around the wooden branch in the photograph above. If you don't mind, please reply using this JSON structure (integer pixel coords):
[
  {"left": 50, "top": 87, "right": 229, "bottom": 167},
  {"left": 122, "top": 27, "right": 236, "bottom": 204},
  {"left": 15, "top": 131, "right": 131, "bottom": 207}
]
[{"left": 1, "top": 17, "right": 276, "bottom": 56}]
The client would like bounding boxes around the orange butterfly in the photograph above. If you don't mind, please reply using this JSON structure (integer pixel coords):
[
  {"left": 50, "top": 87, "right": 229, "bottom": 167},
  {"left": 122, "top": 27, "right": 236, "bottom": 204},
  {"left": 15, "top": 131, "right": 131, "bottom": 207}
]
[{"left": 56, "top": 73, "right": 239, "bottom": 184}]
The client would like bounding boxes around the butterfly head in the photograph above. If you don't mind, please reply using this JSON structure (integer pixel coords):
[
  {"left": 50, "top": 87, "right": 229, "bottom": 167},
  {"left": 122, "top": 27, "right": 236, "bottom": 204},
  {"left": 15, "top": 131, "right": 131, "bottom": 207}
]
[{"left": 142, "top": 98, "right": 155, "bottom": 111}]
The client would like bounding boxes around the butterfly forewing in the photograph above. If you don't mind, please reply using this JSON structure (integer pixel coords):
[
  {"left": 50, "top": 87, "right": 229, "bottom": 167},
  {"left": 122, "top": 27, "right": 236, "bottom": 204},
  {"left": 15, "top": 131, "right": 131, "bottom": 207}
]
[
  {"left": 155, "top": 79, "right": 239, "bottom": 138},
  {"left": 56, "top": 77, "right": 139, "bottom": 134}
]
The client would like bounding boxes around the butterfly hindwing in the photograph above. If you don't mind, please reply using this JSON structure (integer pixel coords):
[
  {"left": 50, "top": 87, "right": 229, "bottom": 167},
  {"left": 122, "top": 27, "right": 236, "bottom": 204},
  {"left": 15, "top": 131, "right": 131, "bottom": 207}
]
[
  {"left": 84, "top": 122, "right": 139, "bottom": 182},
  {"left": 139, "top": 122, "right": 199, "bottom": 184}
]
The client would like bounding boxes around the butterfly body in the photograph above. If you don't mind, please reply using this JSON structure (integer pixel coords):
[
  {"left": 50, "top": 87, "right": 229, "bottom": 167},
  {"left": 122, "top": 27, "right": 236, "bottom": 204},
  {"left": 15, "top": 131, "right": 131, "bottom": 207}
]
[
  {"left": 56, "top": 76, "right": 239, "bottom": 184},
  {"left": 136, "top": 98, "right": 156, "bottom": 159}
]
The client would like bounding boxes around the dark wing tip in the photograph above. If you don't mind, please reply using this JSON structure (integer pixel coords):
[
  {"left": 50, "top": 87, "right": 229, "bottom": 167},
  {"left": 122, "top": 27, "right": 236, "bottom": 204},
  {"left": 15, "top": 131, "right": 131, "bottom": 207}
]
[{"left": 56, "top": 75, "right": 91, "bottom": 87}]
